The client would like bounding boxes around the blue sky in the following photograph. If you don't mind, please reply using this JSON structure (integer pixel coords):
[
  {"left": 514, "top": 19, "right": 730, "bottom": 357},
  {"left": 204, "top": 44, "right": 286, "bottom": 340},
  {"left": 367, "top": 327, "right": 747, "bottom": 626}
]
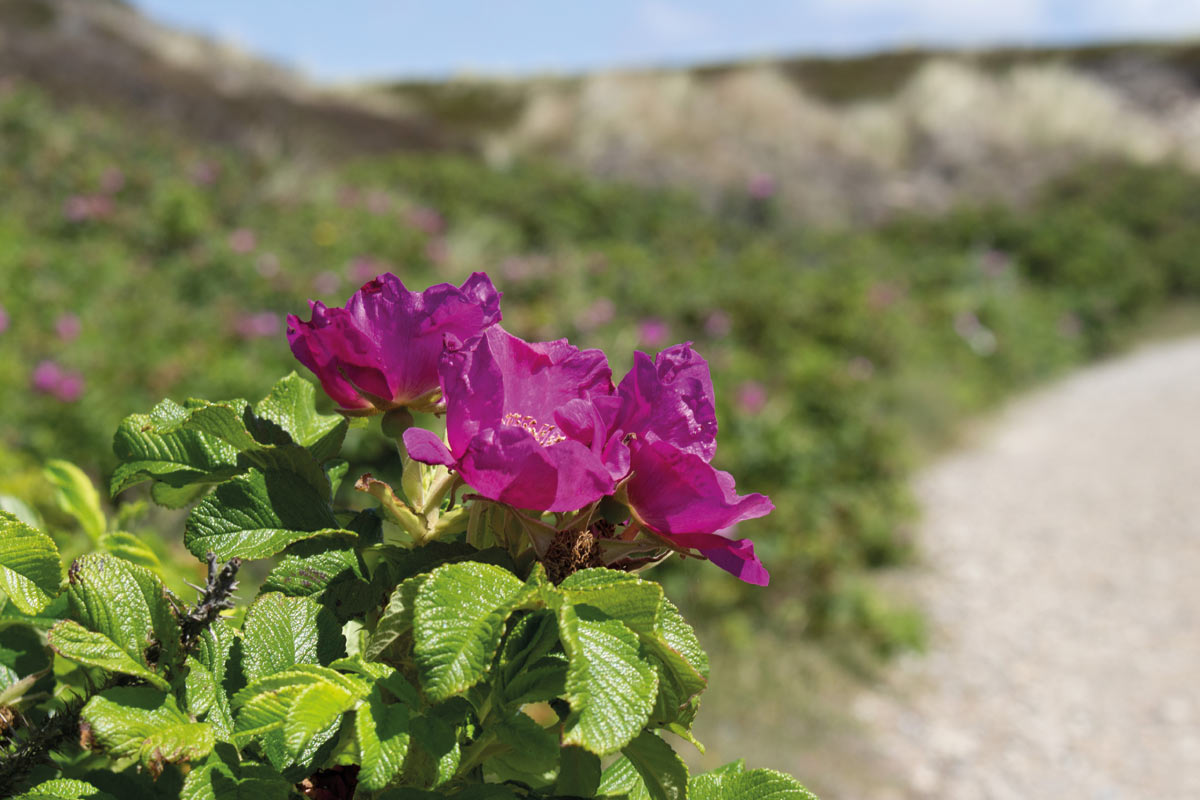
[{"left": 128, "top": 0, "right": 1200, "bottom": 82}]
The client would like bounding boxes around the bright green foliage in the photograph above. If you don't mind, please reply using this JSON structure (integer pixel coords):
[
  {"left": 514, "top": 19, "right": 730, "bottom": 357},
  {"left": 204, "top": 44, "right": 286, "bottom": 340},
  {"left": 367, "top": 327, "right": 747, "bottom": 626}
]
[
  {"left": 184, "top": 469, "right": 351, "bottom": 559},
  {"left": 687, "top": 762, "right": 819, "bottom": 800},
  {"left": 14, "top": 777, "right": 115, "bottom": 800},
  {"left": 0, "top": 511, "right": 61, "bottom": 614},
  {"left": 43, "top": 461, "right": 107, "bottom": 542},
  {"left": 412, "top": 562, "right": 529, "bottom": 702},
  {"left": 80, "top": 687, "right": 216, "bottom": 775},
  {"left": 2, "top": 376, "right": 818, "bottom": 797}
]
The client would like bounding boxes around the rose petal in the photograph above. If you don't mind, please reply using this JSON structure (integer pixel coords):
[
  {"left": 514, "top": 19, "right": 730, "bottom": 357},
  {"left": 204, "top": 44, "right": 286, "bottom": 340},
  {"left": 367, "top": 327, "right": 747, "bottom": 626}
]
[
  {"left": 611, "top": 344, "right": 718, "bottom": 461},
  {"left": 403, "top": 428, "right": 455, "bottom": 467}
]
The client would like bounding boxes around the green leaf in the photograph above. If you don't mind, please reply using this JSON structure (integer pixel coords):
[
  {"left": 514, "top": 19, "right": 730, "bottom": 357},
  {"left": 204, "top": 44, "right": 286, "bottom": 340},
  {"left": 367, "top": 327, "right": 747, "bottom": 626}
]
[
  {"left": 44, "top": 460, "right": 106, "bottom": 541},
  {"left": 413, "top": 561, "right": 530, "bottom": 702},
  {"left": 688, "top": 766, "right": 818, "bottom": 800},
  {"left": 241, "top": 592, "right": 344, "bottom": 681},
  {"left": 260, "top": 535, "right": 379, "bottom": 621},
  {"left": 559, "top": 568, "right": 663, "bottom": 636},
  {"left": 0, "top": 511, "right": 61, "bottom": 615},
  {"left": 110, "top": 399, "right": 241, "bottom": 502},
  {"left": 15, "top": 778, "right": 114, "bottom": 800},
  {"left": 250, "top": 373, "right": 348, "bottom": 463},
  {"left": 47, "top": 620, "right": 168, "bottom": 689},
  {"left": 80, "top": 686, "right": 215, "bottom": 775},
  {"left": 184, "top": 468, "right": 353, "bottom": 560},
  {"left": 0, "top": 624, "right": 51, "bottom": 693},
  {"left": 63, "top": 553, "right": 182, "bottom": 681},
  {"left": 364, "top": 575, "right": 427, "bottom": 662},
  {"left": 98, "top": 531, "right": 161, "bottom": 571},
  {"left": 0, "top": 592, "right": 67, "bottom": 630},
  {"left": 555, "top": 745, "right": 602, "bottom": 797},
  {"left": 180, "top": 743, "right": 291, "bottom": 800},
  {"left": 486, "top": 710, "right": 559, "bottom": 787},
  {"left": 558, "top": 604, "right": 657, "bottom": 755},
  {"left": 498, "top": 611, "right": 565, "bottom": 707},
  {"left": 232, "top": 666, "right": 365, "bottom": 755},
  {"left": 621, "top": 731, "right": 689, "bottom": 800},
  {"left": 596, "top": 755, "right": 645, "bottom": 798},
  {"left": 355, "top": 682, "right": 414, "bottom": 790},
  {"left": 645, "top": 597, "right": 709, "bottom": 730},
  {"left": 183, "top": 618, "right": 238, "bottom": 736}
]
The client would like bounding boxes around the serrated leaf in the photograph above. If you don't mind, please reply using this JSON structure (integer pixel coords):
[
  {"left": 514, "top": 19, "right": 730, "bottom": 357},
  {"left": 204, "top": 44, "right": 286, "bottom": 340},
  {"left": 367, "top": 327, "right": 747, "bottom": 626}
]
[
  {"left": 47, "top": 620, "right": 168, "bottom": 689},
  {"left": 110, "top": 399, "right": 241, "bottom": 500},
  {"left": 44, "top": 460, "right": 106, "bottom": 541},
  {"left": 364, "top": 574, "right": 427, "bottom": 662},
  {"left": 645, "top": 597, "right": 709, "bottom": 729},
  {"left": 0, "top": 511, "right": 61, "bottom": 615},
  {"left": 1, "top": 592, "right": 67, "bottom": 630},
  {"left": 355, "top": 682, "right": 413, "bottom": 790},
  {"left": 63, "top": 553, "right": 182, "bottom": 681},
  {"left": 241, "top": 592, "right": 344, "bottom": 681},
  {"left": 559, "top": 568, "right": 663, "bottom": 635},
  {"left": 251, "top": 373, "right": 348, "bottom": 463},
  {"left": 622, "top": 731, "right": 689, "bottom": 800},
  {"left": 260, "top": 535, "right": 379, "bottom": 621},
  {"left": 558, "top": 604, "right": 657, "bottom": 755},
  {"left": 232, "top": 666, "right": 365, "bottom": 757},
  {"left": 184, "top": 618, "right": 238, "bottom": 736},
  {"left": 498, "top": 611, "right": 565, "bottom": 707},
  {"left": 16, "top": 778, "right": 114, "bottom": 800},
  {"left": 180, "top": 743, "right": 291, "bottom": 800},
  {"left": 282, "top": 680, "right": 359, "bottom": 755},
  {"left": 413, "top": 561, "right": 530, "bottom": 702},
  {"left": 597, "top": 755, "right": 645, "bottom": 798},
  {"left": 688, "top": 766, "right": 817, "bottom": 800},
  {"left": 80, "top": 687, "right": 214, "bottom": 774},
  {"left": 184, "top": 468, "right": 353, "bottom": 560}
]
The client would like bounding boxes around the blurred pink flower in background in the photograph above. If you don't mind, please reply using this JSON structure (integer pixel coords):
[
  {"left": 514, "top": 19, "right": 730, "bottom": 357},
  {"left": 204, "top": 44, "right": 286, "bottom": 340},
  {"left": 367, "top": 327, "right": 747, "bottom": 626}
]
[
  {"left": 747, "top": 173, "right": 777, "bottom": 200},
  {"left": 0, "top": 304, "right": 9, "bottom": 335},
  {"left": 406, "top": 206, "right": 445, "bottom": 236},
  {"left": 704, "top": 310, "right": 732, "bottom": 337},
  {"left": 55, "top": 313, "right": 81, "bottom": 341},
  {"left": 867, "top": 281, "right": 902, "bottom": 311},
  {"left": 736, "top": 380, "right": 768, "bottom": 414},
  {"left": 31, "top": 360, "right": 85, "bottom": 402},
  {"left": 313, "top": 270, "right": 341, "bottom": 295},
  {"left": 348, "top": 256, "right": 385, "bottom": 283},
  {"left": 637, "top": 318, "right": 670, "bottom": 349},
  {"left": 847, "top": 356, "right": 876, "bottom": 381},
  {"left": 337, "top": 187, "right": 361, "bottom": 208},
  {"left": 234, "top": 311, "right": 281, "bottom": 340},
  {"left": 256, "top": 252, "right": 281, "bottom": 279},
  {"left": 365, "top": 190, "right": 391, "bottom": 215},
  {"left": 229, "top": 228, "right": 257, "bottom": 254},
  {"left": 191, "top": 161, "right": 220, "bottom": 186},
  {"left": 425, "top": 238, "right": 449, "bottom": 265},
  {"left": 99, "top": 167, "right": 125, "bottom": 195},
  {"left": 63, "top": 194, "right": 114, "bottom": 222},
  {"left": 578, "top": 297, "right": 615, "bottom": 331}
]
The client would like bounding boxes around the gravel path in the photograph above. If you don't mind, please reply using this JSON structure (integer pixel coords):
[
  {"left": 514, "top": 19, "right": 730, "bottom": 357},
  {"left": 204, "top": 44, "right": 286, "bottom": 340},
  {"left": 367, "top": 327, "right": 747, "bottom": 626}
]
[{"left": 848, "top": 336, "right": 1200, "bottom": 800}]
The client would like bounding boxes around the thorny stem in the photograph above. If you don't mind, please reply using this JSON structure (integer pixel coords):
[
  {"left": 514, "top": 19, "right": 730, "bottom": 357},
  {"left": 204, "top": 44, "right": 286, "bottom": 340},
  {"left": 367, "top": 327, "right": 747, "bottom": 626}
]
[
  {"left": 180, "top": 552, "right": 241, "bottom": 652},
  {"left": 0, "top": 688, "right": 96, "bottom": 797}
]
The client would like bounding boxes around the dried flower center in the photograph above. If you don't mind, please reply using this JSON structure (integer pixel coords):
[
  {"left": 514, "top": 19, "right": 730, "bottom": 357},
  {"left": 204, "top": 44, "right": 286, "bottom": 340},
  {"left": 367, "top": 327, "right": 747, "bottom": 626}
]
[{"left": 501, "top": 412, "right": 566, "bottom": 446}]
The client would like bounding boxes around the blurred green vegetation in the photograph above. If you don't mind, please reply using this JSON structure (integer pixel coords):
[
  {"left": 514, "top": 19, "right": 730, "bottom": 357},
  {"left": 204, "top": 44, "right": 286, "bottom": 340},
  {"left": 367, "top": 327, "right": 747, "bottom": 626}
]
[{"left": 4, "top": 77, "right": 1200, "bottom": 654}]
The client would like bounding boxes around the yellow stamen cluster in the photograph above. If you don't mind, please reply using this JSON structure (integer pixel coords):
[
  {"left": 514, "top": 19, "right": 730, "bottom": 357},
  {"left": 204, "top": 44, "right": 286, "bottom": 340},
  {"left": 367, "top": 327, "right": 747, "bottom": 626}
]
[{"left": 501, "top": 412, "right": 567, "bottom": 446}]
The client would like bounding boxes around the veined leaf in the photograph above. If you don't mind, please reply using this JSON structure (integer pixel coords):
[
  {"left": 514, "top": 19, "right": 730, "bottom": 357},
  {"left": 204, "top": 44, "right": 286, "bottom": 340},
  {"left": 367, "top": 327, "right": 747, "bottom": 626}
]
[
  {"left": 688, "top": 765, "right": 818, "bottom": 800},
  {"left": 44, "top": 460, "right": 106, "bottom": 541},
  {"left": 355, "top": 681, "right": 414, "bottom": 790},
  {"left": 554, "top": 746, "right": 602, "bottom": 798},
  {"left": 250, "top": 373, "right": 348, "bottom": 463},
  {"left": 110, "top": 399, "right": 241, "bottom": 503},
  {"left": 47, "top": 620, "right": 168, "bottom": 690},
  {"left": 559, "top": 568, "right": 663, "bottom": 635},
  {"left": 558, "top": 604, "right": 657, "bottom": 755},
  {"left": 232, "top": 665, "right": 366, "bottom": 755},
  {"left": 622, "top": 731, "right": 689, "bottom": 800},
  {"left": 241, "top": 592, "right": 344, "bottom": 681},
  {"left": 181, "top": 743, "right": 291, "bottom": 800},
  {"left": 0, "top": 511, "right": 61, "bottom": 615},
  {"left": 183, "top": 618, "right": 238, "bottom": 736},
  {"left": 364, "top": 575, "right": 428, "bottom": 662},
  {"left": 80, "top": 687, "right": 215, "bottom": 776},
  {"left": 63, "top": 553, "right": 182, "bottom": 680},
  {"left": 15, "top": 778, "right": 116, "bottom": 800},
  {"left": 486, "top": 710, "right": 559, "bottom": 788},
  {"left": 184, "top": 468, "right": 353, "bottom": 560},
  {"left": 98, "top": 531, "right": 161, "bottom": 571},
  {"left": 412, "top": 561, "right": 530, "bottom": 702}
]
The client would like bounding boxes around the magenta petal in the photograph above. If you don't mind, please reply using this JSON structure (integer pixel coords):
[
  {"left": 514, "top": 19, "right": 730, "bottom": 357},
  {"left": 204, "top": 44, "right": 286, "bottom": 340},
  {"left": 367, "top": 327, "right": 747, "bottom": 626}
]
[
  {"left": 458, "top": 427, "right": 614, "bottom": 512},
  {"left": 612, "top": 344, "right": 718, "bottom": 461},
  {"left": 288, "top": 272, "right": 502, "bottom": 413},
  {"left": 403, "top": 428, "right": 455, "bottom": 466},
  {"left": 662, "top": 533, "right": 769, "bottom": 586},
  {"left": 626, "top": 440, "right": 773, "bottom": 534}
]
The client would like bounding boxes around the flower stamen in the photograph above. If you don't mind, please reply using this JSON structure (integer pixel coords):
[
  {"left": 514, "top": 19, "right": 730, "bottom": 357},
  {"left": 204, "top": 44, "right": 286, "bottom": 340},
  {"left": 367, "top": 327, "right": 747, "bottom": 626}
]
[{"left": 501, "top": 412, "right": 567, "bottom": 446}]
